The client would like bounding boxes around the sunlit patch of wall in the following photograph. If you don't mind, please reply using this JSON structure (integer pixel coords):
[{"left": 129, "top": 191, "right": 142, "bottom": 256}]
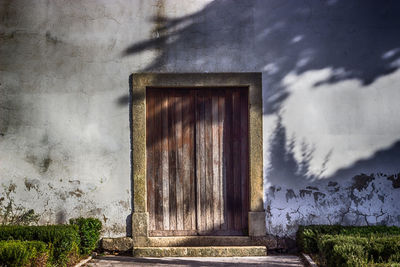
[{"left": 281, "top": 68, "right": 400, "bottom": 179}]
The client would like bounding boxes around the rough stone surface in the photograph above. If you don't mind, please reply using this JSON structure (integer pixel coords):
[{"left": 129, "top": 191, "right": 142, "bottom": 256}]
[
  {"left": 249, "top": 212, "right": 267, "bottom": 236},
  {"left": 133, "top": 246, "right": 267, "bottom": 257},
  {"left": 131, "top": 75, "right": 147, "bottom": 213},
  {"left": 102, "top": 236, "right": 280, "bottom": 251},
  {"left": 102, "top": 237, "right": 133, "bottom": 252},
  {"left": 132, "top": 212, "right": 148, "bottom": 238},
  {"left": 88, "top": 255, "right": 304, "bottom": 267},
  {"left": 143, "top": 236, "right": 276, "bottom": 248}
]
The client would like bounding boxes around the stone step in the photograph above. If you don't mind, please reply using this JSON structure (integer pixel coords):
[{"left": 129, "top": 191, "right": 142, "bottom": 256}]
[
  {"left": 145, "top": 236, "right": 275, "bottom": 247},
  {"left": 133, "top": 246, "right": 267, "bottom": 257}
]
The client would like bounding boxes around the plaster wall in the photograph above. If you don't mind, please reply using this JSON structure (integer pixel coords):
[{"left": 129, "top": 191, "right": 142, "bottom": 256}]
[{"left": 1, "top": 0, "right": 400, "bottom": 238}]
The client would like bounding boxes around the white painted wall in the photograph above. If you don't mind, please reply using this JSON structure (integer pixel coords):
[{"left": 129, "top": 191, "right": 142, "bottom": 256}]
[{"left": 1, "top": 0, "right": 400, "bottom": 237}]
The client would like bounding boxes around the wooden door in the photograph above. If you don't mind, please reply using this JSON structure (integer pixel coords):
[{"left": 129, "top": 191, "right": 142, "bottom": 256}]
[
  {"left": 195, "top": 88, "right": 249, "bottom": 235},
  {"left": 146, "top": 88, "right": 196, "bottom": 236},
  {"left": 146, "top": 87, "right": 249, "bottom": 236}
]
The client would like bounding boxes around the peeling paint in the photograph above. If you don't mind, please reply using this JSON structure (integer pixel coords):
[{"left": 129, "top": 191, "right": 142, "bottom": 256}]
[
  {"left": 313, "top": 191, "right": 325, "bottom": 202},
  {"left": 352, "top": 173, "right": 374, "bottom": 191},
  {"left": 306, "top": 186, "right": 319, "bottom": 191},
  {"left": 266, "top": 173, "right": 400, "bottom": 238},
  {"left": 299, "top": 189, "right": 312, "bottom": 198},
  {"left": 68, "top": 189, "right": 83, "bottom": 198},
  {"left": 68, "top": 180, "right": 81, "bottom": 185},
  {"left": 24, "top": 178, "right": 39, "bottom": 192},
  {"left": 388, "top": 173, "right": 400, "bottom": 188},
  {"left": 285, "top": 189, "right": 296, "bottom": 202}
]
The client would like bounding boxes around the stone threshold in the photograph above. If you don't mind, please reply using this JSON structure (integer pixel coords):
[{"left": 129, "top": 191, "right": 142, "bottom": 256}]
[
  {"left": 133, "top": 246, "right": 268, "bottom": 257},
  {"left": 101, "top": 235, "right": 285, "bottom": 252}
]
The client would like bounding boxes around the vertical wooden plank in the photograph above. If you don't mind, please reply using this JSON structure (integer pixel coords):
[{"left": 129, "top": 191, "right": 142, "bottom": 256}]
[
  {"left": 212, "top": 94, "right": 220, "bottom": 230},
  {"left": 240, "top": 89, "right": 249, "bottom": 231},
  {"left": 189, "top": 91, "right": 196, "bottom": 230},
  {"left": 154, "top": 90, "right": 163, "bottom": 230},
  {"left": 161, "top": 91, "right": 169, "bottom": 230},
  {"left": 168, "top": 91, "right": 177, "bottom": 231},
  {"left": 232, "top": 90, "right": 242, "bottom": 231},
  {"left": 218, "top": 94, "right": 226, "bottom": 230},
  {"left": 195, "top": 91, "right": 201, "bottom": 232},
  {"left": 224, "top": 90, "right": 234, "bottom": 231},
  {"left": 146, "top": 89, "right": 155, "bottom": 231},
  {"left": 201, "top": 93, "right": 207, "bottom": 232},
  {"left": 175, "top": 91, "right": 184, "bottom": 230},
  {"left": 182, "top": 91, "right": 192, "bottom": 230},
  {"left": 196, "top": 93, "right": 206, "bottom": 232},
  {"left": 205, "top": 90, "right": 213, "bottom": 231}
]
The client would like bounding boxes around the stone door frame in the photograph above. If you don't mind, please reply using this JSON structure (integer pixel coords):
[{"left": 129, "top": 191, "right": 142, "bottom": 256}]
[{"left": 130, "top": 73, "right": 265, "bottom": 245}]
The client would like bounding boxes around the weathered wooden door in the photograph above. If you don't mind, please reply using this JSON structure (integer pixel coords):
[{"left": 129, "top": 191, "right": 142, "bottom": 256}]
[{"left": 146, "top": 87, "right": 249, "bottom": 236}]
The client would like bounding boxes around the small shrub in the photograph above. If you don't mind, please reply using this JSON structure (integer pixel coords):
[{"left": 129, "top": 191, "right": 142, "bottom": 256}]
[
  {"left": 70, "top": 217, "right": 102, "bottom": 256},
  {"left": 0, "top": 225, "right": 80, "bottom": 266},
  {"left": 0, "top": 240, "right": 49, "bottom": 267}
]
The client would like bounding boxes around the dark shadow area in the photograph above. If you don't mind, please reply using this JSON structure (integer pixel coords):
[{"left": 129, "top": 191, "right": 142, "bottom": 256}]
[
  {"left": 267, "top": 116, "right": 330, "bottom": 188},
  {"left": 125, "top": 214, "right": 132, "bottom": 237},
  {"left": 122, "top": 0, "right": 400, "bottom": 115},
  {"left": 128, "top": 75, "right": 134, "bottom": 236}
]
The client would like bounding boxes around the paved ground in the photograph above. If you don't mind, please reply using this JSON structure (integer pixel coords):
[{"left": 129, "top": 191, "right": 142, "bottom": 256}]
[{"left": 85, "top": 255, "right": 304, "bottom": 266}]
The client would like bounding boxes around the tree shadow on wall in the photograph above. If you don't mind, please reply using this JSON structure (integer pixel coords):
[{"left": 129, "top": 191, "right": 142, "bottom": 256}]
[
  {"left": 123, "top": 0, "right": 400, "bottom": 191},
  {"left": 268, "top": 117, "right": 400, "bottom": 188},
  {"left": 122, "top": 0, "right": 400, "bottom": 115},
  {"left": 267, "top": 116, "right": 330, "bottom": 188}
]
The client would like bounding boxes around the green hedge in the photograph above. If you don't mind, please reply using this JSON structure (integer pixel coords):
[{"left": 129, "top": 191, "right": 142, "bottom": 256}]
[
  {"left": 0, "top": 218, "right": 102, "bottom": 266},
  {"left": 0, "top": 225, "right": 80, "bottom": 266},
  {"left": 318, "top": 235, "right": 400, "bottom": 267},
  {"left": 0, "top": 240, "right": 49, "bottom": 267},
  {"left": 297, "top": 225, "right": 400, "bottom": 254},
  {"left": 297, "top": 225, "right": 400, "bottom": 267},
  {"left": 70, "top": 217, "right": 102, "bottom": 256}
]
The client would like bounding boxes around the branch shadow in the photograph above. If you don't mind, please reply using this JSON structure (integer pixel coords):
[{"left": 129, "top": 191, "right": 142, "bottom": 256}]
[
  {"left": 123, "top": 0, "right": 400, "bottom": 185},
  {"left": 122, "top": 0, "right": 400, "bottom": 234},
  {"left": 121, "top": 0, "right": 400, "bottom": 115},
  {"left": 267, "top": 115, "right": 400, "bottom": 188}
]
